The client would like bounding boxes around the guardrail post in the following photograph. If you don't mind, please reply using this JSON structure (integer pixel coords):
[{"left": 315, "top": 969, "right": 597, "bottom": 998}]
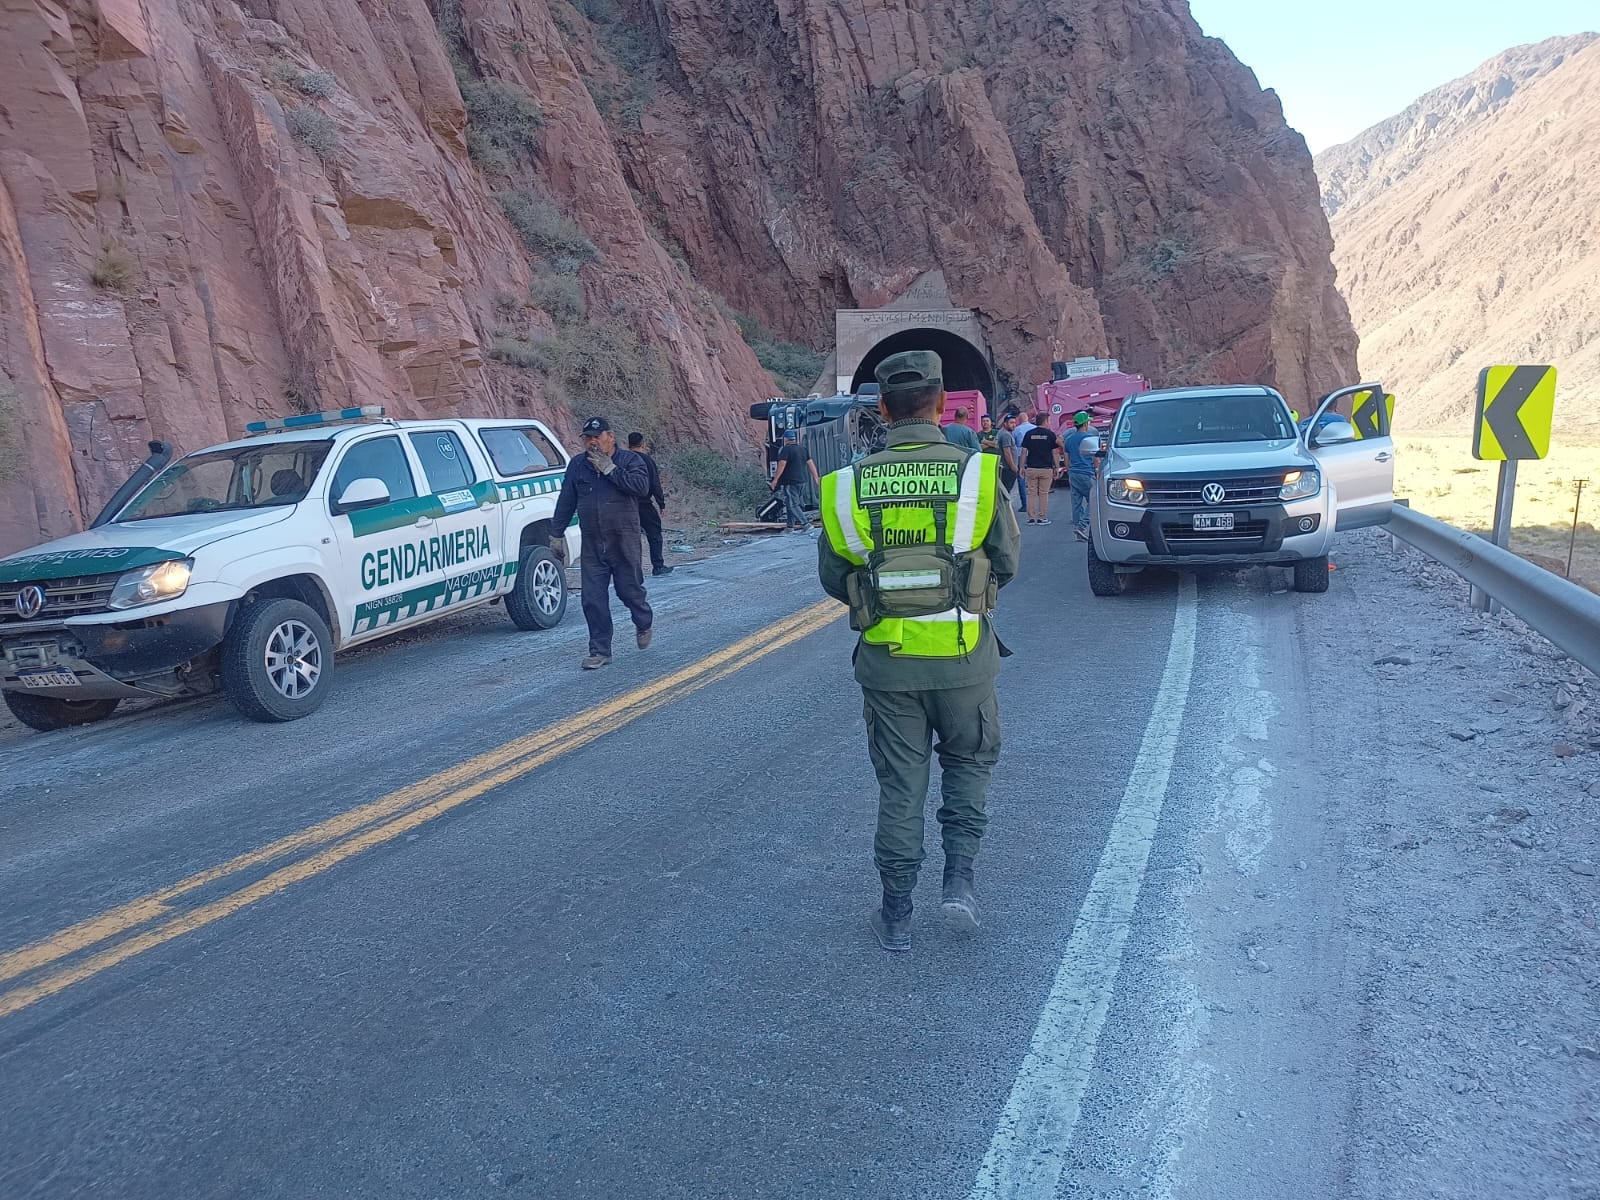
[
  {"left": 1390, "top": 498, "right": 1410, "bottom": 553},
  {"left": 1472, "top": 460, "right": 1518, "bottom": 614}
]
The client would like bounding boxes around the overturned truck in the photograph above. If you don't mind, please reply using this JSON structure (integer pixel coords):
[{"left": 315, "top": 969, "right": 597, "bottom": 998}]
[{"left": 747, "top": 394, "right": 888, "bottom": 518}]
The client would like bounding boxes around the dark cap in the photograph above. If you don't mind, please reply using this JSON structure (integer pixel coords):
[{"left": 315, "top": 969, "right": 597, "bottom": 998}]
[
  {"left": 783, "top": 428, "right": 798, "bottom": 440},
  {"left": 874, "top": 350, "right": 943, "bottom": 396},
  {"left": 581, "top": 416, "right": 610, "bottom": 436}
]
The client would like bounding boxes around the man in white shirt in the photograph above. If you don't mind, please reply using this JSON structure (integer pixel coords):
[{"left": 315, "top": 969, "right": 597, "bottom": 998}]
[{"left": 1010, "top": 409, "right": 1035, "bottom": 513}]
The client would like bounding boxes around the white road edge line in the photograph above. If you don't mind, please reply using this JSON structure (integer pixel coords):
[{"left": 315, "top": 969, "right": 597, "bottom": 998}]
[{"left": 970, "top": 575, "right": 1199, "bottom": 1200}]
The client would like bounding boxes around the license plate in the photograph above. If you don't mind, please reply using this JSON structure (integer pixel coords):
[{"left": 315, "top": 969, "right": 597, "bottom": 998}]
[
  {"left": 18, "top": 670, "right": 79, "bottom": 689},
  {"left": 1192, "top": 513, "right": 1235, "bottom": 531}
]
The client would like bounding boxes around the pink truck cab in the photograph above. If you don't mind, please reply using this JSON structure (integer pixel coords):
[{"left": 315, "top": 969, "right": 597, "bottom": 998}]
[{"left": 1034, "top": 368, "right": 1151, "bottom": 483}]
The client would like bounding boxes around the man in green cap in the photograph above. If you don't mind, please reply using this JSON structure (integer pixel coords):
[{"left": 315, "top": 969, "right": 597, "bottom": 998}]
[{"left": 817, "top": 350, "right": 1021, "bottom": 952}]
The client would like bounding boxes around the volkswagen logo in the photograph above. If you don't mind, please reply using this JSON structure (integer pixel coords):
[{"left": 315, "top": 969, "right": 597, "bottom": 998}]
[
  {"left": 15, "top": 584, "right": 45, "bottom": 620},
  {"left": 1201, "top": 483, "right": 1227, "bottom": 506}
]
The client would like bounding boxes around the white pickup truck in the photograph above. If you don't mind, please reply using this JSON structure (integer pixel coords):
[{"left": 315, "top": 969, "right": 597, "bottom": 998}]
[
  {"left": 1085, "top": 383, "right": 1394, "bottom": 595},
  {"left": 0, "top": 408, "right": 581, "bottom": 730}
]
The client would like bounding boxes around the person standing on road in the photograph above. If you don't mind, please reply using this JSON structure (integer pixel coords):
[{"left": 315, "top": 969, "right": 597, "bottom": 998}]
[
  {"left": 997, "top": 412, "right": 1022, "bottom": 510},
  {"left": 1009, "top": 408, "right": 1034, "bottom": 513},
  {"left": 770, "top": 428, "right": 818, "bottom": 533},
  {"left": 977, "top": 414, "right": 998, "bottom": 456},
  {"left": 1062, "top": 411, "right": 1098, "bottom": 541},
  {"left": 817, "top": 350, "right": 1021, "bottom": 953},
  {"left": 1020, "top": 413, "right": 1061, "bottom": 525},
  {"left": 627, "top": 432, "right": 674, "bottom": 577},
  {"left": 552, "top": 416, "right": 654, "bottom": 670},
  {"left": 944, "top": 406, "right": 981, "bottom": 451}
]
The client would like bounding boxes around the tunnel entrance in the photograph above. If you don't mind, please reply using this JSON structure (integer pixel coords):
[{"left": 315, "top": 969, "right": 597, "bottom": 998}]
[{"left": 849, "top": 328, "right": 996, "bottom": 403}]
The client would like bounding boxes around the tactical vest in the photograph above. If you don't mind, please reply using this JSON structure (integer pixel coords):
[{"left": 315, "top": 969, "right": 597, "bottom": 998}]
[{"left": 820, "top": 447, "right": 1002, "bottom": 658}]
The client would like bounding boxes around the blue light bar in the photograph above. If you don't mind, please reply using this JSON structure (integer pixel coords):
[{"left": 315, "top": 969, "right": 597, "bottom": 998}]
[{"left": 245, "top": 406, "right": 386, "bottom": 434}]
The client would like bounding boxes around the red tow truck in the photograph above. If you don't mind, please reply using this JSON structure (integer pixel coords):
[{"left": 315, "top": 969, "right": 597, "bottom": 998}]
[{"left": 1033, "top": 358, "right": 1150, "bottom": 485}]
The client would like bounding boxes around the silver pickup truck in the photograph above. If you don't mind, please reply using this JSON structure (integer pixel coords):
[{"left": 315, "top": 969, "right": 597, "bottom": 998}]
[{"left": 1085, "top": 383, "right": 1394, "bottom": 596}]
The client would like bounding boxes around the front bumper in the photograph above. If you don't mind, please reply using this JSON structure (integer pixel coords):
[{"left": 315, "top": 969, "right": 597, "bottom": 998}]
[
  {"left": 0, "top": 599, "right": 234, "bottom": 699},
  {"left": 1094, "top": 499, "right": 1331, "bottom": 566}
]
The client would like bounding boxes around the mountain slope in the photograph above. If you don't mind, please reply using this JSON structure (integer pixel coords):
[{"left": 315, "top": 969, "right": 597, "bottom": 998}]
[
  {"left": 1320, "top": 36, "right": 1600, "bottom": 432},
  {"left": 0, "top": 0, "right": 1354, "bottom": 554},
  {"left": 1318, "top": 34, "right": 1597, "bottom": 221}
]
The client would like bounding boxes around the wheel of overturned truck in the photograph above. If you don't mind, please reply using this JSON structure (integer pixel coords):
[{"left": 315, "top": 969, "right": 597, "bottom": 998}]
[
  {"left": 507, "top": 546, "right": 567, "bottom": 630},
  {"left": 221, "top": 597, "right": 334, "bottom": 722},
  {"left": 1086, "top": 545, "right": 1126, "bottom": 597},
  {"left": 1292, "top": 554, "right": 1331, "bottom": 594},
  {"left": 3, "top": 690, "right": 120, "bottom": 733}
]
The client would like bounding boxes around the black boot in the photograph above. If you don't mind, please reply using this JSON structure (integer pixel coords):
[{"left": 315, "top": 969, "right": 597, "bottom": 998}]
[
  {"left": 941, "top": 854, "right": 980, "bottom": 930},
  {"left": 869, "top": 890, "right": 913, "bottom": 952}
]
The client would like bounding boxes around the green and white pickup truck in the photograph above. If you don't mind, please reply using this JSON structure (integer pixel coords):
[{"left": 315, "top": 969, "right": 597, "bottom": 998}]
[{"left": 0, "top": 408, "right": 581, "bottom": 730}]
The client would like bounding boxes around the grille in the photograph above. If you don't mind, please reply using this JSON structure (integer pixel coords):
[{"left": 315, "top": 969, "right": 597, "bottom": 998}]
[
  {"left": 0, "top": 572, "right": 120, "bottom": 623},
  {"left": 1142, "top": 475, "right": 1285, "bottom": 509}
]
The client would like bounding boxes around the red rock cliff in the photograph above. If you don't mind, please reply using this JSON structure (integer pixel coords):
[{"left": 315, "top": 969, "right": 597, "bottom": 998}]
[{"left": 0, "top": 0, "right": 1355, "bottom": 553}]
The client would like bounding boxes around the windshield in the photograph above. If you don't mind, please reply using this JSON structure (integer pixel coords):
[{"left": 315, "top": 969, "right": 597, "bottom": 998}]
[
  {"left": 117, "top": 441, "right": 334, "bottom": 522},
  {"left": 1114, "top": 393, "right": 1295, "bottom": 448}
]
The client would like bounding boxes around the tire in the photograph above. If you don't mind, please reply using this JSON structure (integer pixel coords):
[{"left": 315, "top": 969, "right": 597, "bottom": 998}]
[
  {"left": 1292, "top": 555, "right": 1331, "bottom": 594},
  {"left": 221, "top": 597, "right": 334, "bottom": 722},
  {"left": 506, "top": 546, "right": 567, "bottom": 630},
  {"left": 3, "top": 690, "right": 119, "bottom": 732},
  {"left": 1086, "top": 544, "right": 1126, "bottom": 597}
]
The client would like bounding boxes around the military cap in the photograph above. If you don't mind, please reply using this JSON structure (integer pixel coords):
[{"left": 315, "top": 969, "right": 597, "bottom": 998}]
[{"left": 874, "top": 350, "right": 943, "bottom": 396}]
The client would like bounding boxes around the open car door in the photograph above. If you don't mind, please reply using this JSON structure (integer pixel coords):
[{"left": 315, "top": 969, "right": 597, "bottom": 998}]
[{"left": 1304, "top": 382, "right": 1394, "bottom": 530}]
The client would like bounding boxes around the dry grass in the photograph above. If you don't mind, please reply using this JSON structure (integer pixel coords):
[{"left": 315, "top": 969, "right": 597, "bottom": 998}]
[{"left": 1397, "top": 435, "right": 1600, "bottom": 590}]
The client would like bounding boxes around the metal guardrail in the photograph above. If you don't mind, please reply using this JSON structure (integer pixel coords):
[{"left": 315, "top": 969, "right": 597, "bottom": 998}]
[{"left": 1387, "top": 505, "right": 1600, "bottom": 675}]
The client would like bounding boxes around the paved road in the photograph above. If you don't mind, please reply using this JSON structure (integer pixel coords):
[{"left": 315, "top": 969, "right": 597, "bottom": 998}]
[{"left": 0, "top": 521, "right": 1591, "bottom": 1197}]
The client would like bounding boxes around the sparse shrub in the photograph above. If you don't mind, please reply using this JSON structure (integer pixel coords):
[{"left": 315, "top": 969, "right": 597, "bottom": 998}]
[
  {"left": 286, "top": 106, "right": 339, "bottom": 161},
  {"left": 91, "top": 243, "right": 136, "bottom": 293},
  {"left": 534, "top": 317, "right": 668, "bottom": 437},
  {"left": 529, "top": 273, "right": 586, "bottom": 325},
  {"left": 493, "top": 291, "right": 523, "bottom": 320},
  {"left": 576, "top": 0, "right": 620, "bottom": 23},
  {"left": 0, "top": 377, "right": 23, "bottom": 482},
  {"left": 668, "top": 445, "right": 770, "bottom": 511},
  {"left": 1145, "top": 238, "right": 1188, "bottom": 278},
  {"left": 495, "top": 190, "right": 599, "bottom": 263},
  {"left": 724, "top": 307, "right": 824, "bottom": 395},
  {"left": 295, "top": 69, "right": 337, "bottom": 98},
  {"left": 268, "top": 58, "right": 301, "bottom": 87},
  {"left": 459, "top": 74, "right": 542, "bottom": 169},
  {"left": 283, "top": 373, "right": 319, "bottom": 414},
  {"left": 488, "top": 334, "right": 542, "bottom": 367}
]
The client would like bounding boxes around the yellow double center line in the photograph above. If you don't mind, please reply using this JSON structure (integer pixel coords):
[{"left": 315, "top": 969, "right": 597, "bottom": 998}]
[{"left": 0, "top": 599, "right": 842, "bottom": 1020}]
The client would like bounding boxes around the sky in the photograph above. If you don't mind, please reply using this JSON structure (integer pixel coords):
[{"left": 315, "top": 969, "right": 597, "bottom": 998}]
[{"left": 1186, "top": 0, "right": 1599, "bottom": 152}]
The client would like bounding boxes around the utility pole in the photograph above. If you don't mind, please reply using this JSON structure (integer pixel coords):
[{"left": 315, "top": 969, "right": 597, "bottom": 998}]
[{"left": 1567, "top": 478, "right": 1588, "bottom": 579}]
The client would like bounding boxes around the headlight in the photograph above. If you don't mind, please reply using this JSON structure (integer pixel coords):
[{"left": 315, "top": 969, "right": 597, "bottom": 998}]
[
  {"left": 1107, "top": 477, "right": 1147, "bottom": 506},
  {"left": 1280, "top": 469, "right": 1321, "bottom": 501},
  {"left": 108, "top": 558, "right": 193, "bottom": 609}
]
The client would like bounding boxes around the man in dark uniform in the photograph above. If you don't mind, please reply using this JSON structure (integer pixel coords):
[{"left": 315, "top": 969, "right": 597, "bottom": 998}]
[
  {"left": 552, "top": 417, "right": 654, "bottom": 669},
  {"left": 627, "top": 432, "right": 674, "bottom": 577}
]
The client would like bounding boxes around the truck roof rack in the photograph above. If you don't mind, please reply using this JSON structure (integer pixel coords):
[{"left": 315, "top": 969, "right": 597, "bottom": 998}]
[{"left": 244, "top": 406, "right": 388, "bottom": 436}]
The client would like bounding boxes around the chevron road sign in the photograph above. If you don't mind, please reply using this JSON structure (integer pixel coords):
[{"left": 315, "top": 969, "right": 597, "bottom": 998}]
[
  {"left": 1350, "top": 390, "right": 1394, "bottom": 440},
  {"left": 1474, "top": 365, "right": 1557, "bottom": 461}
]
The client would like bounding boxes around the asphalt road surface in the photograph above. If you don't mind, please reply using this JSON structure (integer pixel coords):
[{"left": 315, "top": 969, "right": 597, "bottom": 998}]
[{"left": 2, "top": 519, "right": 1595, "bottom": 1199}]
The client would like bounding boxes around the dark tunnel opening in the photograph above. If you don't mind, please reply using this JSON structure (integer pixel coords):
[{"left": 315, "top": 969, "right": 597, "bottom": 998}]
[{"left": 850, "top": 328, "right": 996, "bottom": 402}]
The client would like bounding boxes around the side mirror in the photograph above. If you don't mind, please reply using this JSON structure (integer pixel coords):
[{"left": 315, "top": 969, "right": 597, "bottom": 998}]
[
  {"left": 1311, "top": 420, "right": 1357, "bottom": 447},
  {"left": 335, "top": 477, "right": 391, "bottom": 513},
  {"left": 1080, "top": 436, "right": 1102, "bottom": 456}
]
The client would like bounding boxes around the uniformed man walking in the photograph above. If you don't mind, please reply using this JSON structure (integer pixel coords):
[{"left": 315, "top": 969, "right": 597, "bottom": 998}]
[
  {"left": 552, "top": 416, "right": 654, "bottom": 669},
  {"left": 817, "top": 352, "right": 1020, "bottom": 951}
]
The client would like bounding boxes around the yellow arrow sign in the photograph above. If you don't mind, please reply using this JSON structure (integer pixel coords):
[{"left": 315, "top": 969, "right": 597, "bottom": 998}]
[
  {"left": 1350, "top": 390, "right": 1394, "bottom": 440},
  {"left": 1474, "top": 365, "right": 1557, "bottom": 460}
]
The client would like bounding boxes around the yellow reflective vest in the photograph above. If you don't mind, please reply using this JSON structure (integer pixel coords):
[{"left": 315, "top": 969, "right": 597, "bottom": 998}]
[{"left": 820, "top": 445, "right": 1002, "bottom": 658}]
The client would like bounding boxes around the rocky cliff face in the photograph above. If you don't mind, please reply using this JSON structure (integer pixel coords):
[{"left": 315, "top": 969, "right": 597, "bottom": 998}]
[
  {"left": 1319, "top": 36, "right": 1600, "bottom": 432},
  {"left": 0, "top": 0, "right": 1355, "bottom": 554}
]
